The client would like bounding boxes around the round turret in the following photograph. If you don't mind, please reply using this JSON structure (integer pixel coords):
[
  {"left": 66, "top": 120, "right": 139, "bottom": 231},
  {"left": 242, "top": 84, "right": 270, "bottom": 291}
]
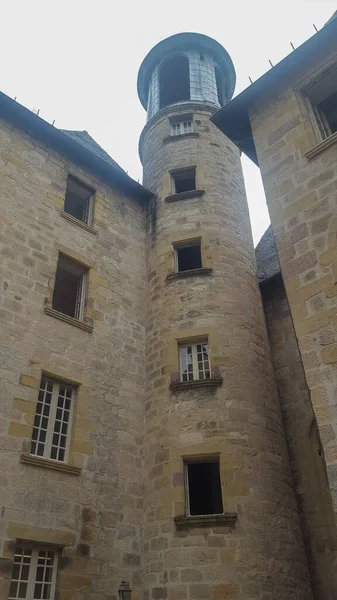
[
  {"left": 138, "top": 32, "right": 236, "bottom": 122},
  {"left": 139, "top": 32, "right": 312, "bottom": 600}
]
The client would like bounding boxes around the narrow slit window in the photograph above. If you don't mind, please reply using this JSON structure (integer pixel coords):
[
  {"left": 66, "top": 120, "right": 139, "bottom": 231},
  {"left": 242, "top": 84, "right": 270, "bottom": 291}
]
[
  {"left": 176, "top": 242, "right": 202, "bottom": 272},
  {"left": 64, "top": 175, "right": 93, "bottom": 225},
  {"left": 31, "top": 376, "right": 75, "bottom": 462},
  {"left": 305, "top": 68, "right": 337, "bottom": 140},
  {"left": 52, "top": 254, "right": 87, "bottom": 320},
  {"left": 9, "top": 545, "right": 58, "bottom": 600},
  {"left": 185, "top": 458, "right": 223, "bottom": 516},
  {"left": 179, "top": 342, "right": 210, "bottom": 382},
  {"left": 172, "top": 167, "right": 196, "bottom": 194}
]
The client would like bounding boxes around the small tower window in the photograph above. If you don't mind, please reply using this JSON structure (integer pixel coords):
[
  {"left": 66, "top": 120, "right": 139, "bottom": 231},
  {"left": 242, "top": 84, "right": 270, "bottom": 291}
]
[
  {"left": 179, "top": 340, "right": 210, "bottom": 381},
  {"left": 305, "top": 66, "right": 337, "bottom": 140},
  {"left": 175, "top": 241, "right": 202, "bottom": 273},
  {"left": 171, "top": 167, "right": 196, "bottom": 194},
  {"left": 171, "top": 120, "right": 193, "bottom": 136},
  {"left": 160, "top": 55, "right": 190, "bottom": 109},
  {"left": 185, "top": 458, "right": 223, "bottom": 516}
]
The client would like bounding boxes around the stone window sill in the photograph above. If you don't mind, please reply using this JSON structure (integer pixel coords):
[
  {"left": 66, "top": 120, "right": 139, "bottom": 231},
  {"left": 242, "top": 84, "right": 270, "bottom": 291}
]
[
  {"left": 305, "top": 131, "right": 337, "bottom": 160},
  {"left": 44, "top": 306, "right": 93, "bottom": 333},
  {"left": 170, "top": 377, "right": 222, "bottom": 392},
  {"left": 165, "top": 189, "right": 205, "bottom": 203},
  {"left": 163, "top": 132, "right": 200, "bottom": 144},
  {"left": 174, "top": 514, "right": 237, "bottom": 529},
  {"left": 60, "top": 210, "right": 97, "bottom": 234},
  {"left": 21, "top": 453, "right": 81, "bottom": 475},
  {"left": 166, "top": 268, "right": 212, "bottom": 282}
]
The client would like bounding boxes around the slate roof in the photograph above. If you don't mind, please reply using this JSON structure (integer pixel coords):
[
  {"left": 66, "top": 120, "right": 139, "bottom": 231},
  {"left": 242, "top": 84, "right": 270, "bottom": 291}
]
[
  {"left": 255, "top": 225, "right": 280, "bottom": 283},
  {"left": 60, "top": 130, "right": 124, "bottom": 173}
]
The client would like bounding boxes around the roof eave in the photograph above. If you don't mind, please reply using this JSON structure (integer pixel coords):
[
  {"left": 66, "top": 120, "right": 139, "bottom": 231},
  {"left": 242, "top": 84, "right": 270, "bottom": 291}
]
[
  {"left": 0, "top": 91, "right": 153, "bottom": 201},
  {"left": 211, "top": 18, "right": 337, "bottom": 164}
]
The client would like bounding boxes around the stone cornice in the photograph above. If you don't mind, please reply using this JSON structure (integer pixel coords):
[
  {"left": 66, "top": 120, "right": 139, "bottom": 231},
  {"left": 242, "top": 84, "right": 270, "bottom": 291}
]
[
  {"left": 44, "top": 306, "right": 93, "bottom": 333},
  {"left": 170, "top": 377, "right": 222, "bottom": 392},
  {"left": 166, "top": 268, "right": 212, "bottom": 282},
  {"left": 165, "top": 189, "right": 205, "bottom": 203},
  {"left": 60, "top": 211, "right": 97, "bottom": 235},
  {"left": 305, "top": 131, "right": 337, "bottom": 160},
  {"left": 174, "top": 514, "right": 237, "bottom": 529},
  {"left": 163, "top": 132, "right": 200, "bottom": 145},
  {"left": 21, "top": 454, "right": 81, "bottom": 475}
]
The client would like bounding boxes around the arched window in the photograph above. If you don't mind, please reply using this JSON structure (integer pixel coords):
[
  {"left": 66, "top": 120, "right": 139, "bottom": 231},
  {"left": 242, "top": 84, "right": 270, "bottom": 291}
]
[
  {"left": 159, "top": 55, "right": 190, "bottom": 109},
  {"left": 215, "top": 68, "right": 224, "bottom": 107}
]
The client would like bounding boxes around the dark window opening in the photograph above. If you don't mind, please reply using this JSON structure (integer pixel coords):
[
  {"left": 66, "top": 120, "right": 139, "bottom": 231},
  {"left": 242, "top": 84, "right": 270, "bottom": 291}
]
[
  {"left": 200, "top": 52, "right": 205, "bottom": 62},
  {"left": 215, "top": 68, "right": 224, "bottom": 107},
  {"left": 317, "top": 90, "right": 337, "bottom": 135},
  {"left": 186, "top": 460, "right": 223, "bottom": 516},
  {"left": 64, "top": 175, "right": 93, "bottom": 224},
  {"left": 176, "top": 243, "right": 202, "bottom": 272},
  {"left": 172, "top": 168, "right": 196, "bottom": 194},
  {"left": 306, "top": 69, "right": 337, "bottom": 139},
  {"left": 52, "top": 254, "right": 87, "bottom": 319},
  {"left": 160, "top": 55, "right": 190, "bottom": 109}
]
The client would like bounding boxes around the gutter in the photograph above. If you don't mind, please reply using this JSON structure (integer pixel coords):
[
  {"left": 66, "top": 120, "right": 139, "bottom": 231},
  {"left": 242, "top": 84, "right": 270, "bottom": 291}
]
[{"left": 0, "top": 91, "right": 153, "bottom": 202}]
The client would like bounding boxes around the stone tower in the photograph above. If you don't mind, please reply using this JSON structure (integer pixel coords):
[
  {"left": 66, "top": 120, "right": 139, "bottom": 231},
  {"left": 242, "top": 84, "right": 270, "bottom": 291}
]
[{"left": 138, "top": 33, "right": 312, "bottom": 599}]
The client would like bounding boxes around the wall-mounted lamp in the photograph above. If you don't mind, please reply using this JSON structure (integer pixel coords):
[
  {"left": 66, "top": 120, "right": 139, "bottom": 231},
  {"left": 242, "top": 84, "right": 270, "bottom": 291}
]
[{"left": 119, "top": 580, "right": 132, "bottom": 600}]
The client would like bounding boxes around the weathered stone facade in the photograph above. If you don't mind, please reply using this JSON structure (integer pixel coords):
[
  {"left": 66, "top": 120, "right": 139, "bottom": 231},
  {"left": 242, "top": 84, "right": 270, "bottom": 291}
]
[
  {"left": 1, "top": 25, "right": 337, "bottom": 600},
  {"left": 0, "top": 116, "right": 147, "bottom": 599}
]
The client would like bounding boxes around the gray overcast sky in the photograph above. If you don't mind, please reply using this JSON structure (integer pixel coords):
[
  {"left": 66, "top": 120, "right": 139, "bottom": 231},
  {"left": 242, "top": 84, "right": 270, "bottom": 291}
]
[{"left": 1, "top": 0, "right": 335, "bottom": 244}]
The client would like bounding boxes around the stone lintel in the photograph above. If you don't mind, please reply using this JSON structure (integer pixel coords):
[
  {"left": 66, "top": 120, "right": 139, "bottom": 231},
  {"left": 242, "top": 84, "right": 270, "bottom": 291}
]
[
  {"left": 174, "top": 513, "right": 237, "bottom": 529},
  {"left": 170, "top": 377, "right": 222, "bottom": 392},
  {"left": 44, "top": 306, "right": 93, "bottom": 333},
  {"left": 7, "top": 522, "right": 75, "bottom": 547},
  {"left": 165, "top": 189, "right": 205, "bottom": 203},
  {"left": 20, "top": 453, "right": 81, "bottom": 475},
  {"left": 166, "top": 268, "right": 213, "bottom": 282}
]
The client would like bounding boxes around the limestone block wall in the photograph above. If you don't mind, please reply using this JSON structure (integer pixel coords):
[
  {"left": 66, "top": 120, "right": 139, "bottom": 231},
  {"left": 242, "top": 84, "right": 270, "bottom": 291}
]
[
  {"left": 261, "top": 274, "right": 337, "bottom": 600},
  {"left": 141, "top": 104, "right": 312, "bottom": 600},
  {"left": 249, "top": 37, "right": 337, "bottom": 517},
  {"left": 0, "top": 119, "right": 146, "bottom": 599}
]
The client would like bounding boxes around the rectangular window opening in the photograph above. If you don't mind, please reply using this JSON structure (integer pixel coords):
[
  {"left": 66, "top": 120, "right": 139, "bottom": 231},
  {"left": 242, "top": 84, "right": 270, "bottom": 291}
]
[
  {"left": 172, "top": 167, "right": 196, "bottom": 193},
  {"left": 64, "top": 175, "right": 94, "bottom": 225},
  {"left": 179, "top": 341, "right": 210, "bottom": 382},
  {"left": 31, "top": 376, "right": 75, "bottom": 462},
  {"left": 185, "top": 458, "right": 223, "bottom": 516},
  {"left": 176, "top": 242, "right": 202, "bottom": 272},
  {"left": 9, "top": 545, "right": 58, "bottom": 600},
  {"left": 52, "top": 254, "right": 87, "bottom": 320},
  {"left": 171, "top": 120, "right": 193, "bottom": 136},
  {"left": 305, "top": 68, "right": 337, "bottom": 140}
]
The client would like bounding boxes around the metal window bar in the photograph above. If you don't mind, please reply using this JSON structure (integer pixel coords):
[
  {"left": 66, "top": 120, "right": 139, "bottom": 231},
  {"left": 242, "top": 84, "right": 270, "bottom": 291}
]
[
  {"left": 9, "top": 547, "right": 58, "bottom": 600},
  {"left": 74, "top": 272, "right": 86, "bottom": 320},
  {"left": 31, "top": 378, "right": 74, "bottom": 462}
]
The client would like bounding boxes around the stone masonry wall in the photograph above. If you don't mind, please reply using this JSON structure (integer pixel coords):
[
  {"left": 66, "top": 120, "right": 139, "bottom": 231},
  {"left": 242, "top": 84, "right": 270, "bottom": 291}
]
[
  {"left": 0, "top": 119, "right": 146, "bottom": 599},
  {"left": 249, "top": 35, "right": 337, "bottom": 521},
  {"left": 261, "top": 274, "right": 337, "bottom": 599},
  {"left": 141, "top": 104, "right": 312, "bottom": 600}
]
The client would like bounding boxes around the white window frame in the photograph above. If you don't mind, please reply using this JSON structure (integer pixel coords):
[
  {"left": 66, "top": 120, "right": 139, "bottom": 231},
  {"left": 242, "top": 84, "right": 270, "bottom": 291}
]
[
  {"left": 74, "top": 271, "right": 87, "bottom": 321},
  {"left": 179, "top": 342, "right": 210, "bottom": 382},
  {"left": 9, "top": 545, "right": 58, "bottom": 600},
  {"left": 171, "top": 120, "right": 193, "bottom": 136},
  {"left": 31, "top": 377, "right": 75, "bottom": 463}
]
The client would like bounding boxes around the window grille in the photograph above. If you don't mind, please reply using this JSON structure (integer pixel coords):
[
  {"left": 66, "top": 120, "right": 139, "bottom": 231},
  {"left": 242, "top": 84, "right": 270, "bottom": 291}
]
[
  {"left": 9, "top": 546, "right": 58, "bottom": 600},
  {"left": 31, "top": 377, "right": 74, "bottom": 462},
  {"left": 179, "top": 343, "right": 210, "bottom": 382}
]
